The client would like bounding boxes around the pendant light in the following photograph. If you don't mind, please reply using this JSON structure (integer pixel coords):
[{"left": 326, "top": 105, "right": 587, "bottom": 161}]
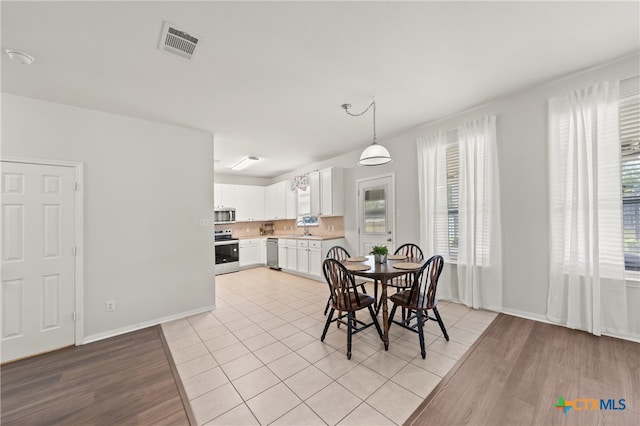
[{"left": 342, "top": 100, "right": 392, "bottom": 166}]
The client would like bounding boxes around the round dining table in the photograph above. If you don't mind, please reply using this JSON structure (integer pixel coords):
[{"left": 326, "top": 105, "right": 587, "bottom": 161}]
[{"left": 341, "top": 255, "right": 425, "bottom": 350}]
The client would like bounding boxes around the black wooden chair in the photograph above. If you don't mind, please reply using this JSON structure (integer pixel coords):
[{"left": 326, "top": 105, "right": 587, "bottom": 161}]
[
  {"left": 388, "top": 254, "right": 448, "bottom": 359},
  {"left": 323, "top": 246, "right": 368, "bottom": 315},
  {"left": 321, "top": 258, "right": 383, "bottom": 359},
  {"left": 376, "top": 243, "right": 424, "bottom": 317}
]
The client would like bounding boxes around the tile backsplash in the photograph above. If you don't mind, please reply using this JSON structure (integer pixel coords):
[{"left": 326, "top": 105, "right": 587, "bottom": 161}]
[{"left": 216, "top": 217, "right": 344, "bottom": 238}]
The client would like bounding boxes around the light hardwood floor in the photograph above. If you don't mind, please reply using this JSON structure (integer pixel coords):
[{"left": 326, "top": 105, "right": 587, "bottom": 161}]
[{"left": 406, "top": 314, "right": 640, "bottom": 426}]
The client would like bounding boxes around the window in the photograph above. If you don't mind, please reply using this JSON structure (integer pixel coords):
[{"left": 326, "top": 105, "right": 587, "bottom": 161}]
[
  {"left": 446, "top": 134, "right": 459, "bottom": 260},
  {"left": 297, "top": 215, "right": 319, "bottom": 227},
  {"left": 621, "top": 93, "right": 640, "bottom": 270},
  {"left": 363, "top": 187, "right": 386, "bottom": 233}
]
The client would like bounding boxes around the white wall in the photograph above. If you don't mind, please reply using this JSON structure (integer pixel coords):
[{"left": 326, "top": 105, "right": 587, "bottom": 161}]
[
  {"left": 1, "top": 94, "right": 215, "bottom": 341},
  {"left": 274, "top": 53, "right": 640, "bottom": 339}
]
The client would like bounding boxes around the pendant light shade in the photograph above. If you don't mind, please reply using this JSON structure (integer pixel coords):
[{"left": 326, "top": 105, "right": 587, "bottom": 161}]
[
  {"left": 358, "top": 143, "right": 392, "bottom": 166},
  {"left": 342, "top": 100, "right": 392, "bottom": 166}
]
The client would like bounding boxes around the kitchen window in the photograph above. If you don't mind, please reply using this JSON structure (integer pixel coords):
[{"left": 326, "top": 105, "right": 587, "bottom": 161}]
[{"left": 621, "top": 92, "right": 640, "bottom": 271}]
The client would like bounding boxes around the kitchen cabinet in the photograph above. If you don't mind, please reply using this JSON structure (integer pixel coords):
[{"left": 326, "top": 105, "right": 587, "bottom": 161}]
[
  {"left": 216, "top": 184, "right": 264, "bottom": 222},
  {"left": 308, "top": 167, "right": 343, "bottom": 217},
  {"left": 286, "top": 239, "right": 298, "bottom": 271},
  {"left": 295, "top": 240, "right": 323, "bottom": 279},
  {"left": 239, "top": 238, "right": 261, "bottom": 267},
  {"left": 265, "top": 180, "right": 297, "bottom": 220},
  {"left": 278, "top": 239, "right": 288, "bottom": 269},
  {"left": 214, "top": 183, "right": 238, "bottom": 209},
  {"left": 275, "top": 237, "right": 344, "bottom": 281},
  {"left": 259, "top": 238, "right": 267, "bottom": 264}
]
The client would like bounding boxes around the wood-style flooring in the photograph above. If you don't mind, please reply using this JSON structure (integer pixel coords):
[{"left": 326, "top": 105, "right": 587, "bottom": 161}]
[
  {"left": 405, "top": 314, "right": 640, "bottom": 426},
  {"left": 1, "top": 325, "right": 193, "bottom": 425}
]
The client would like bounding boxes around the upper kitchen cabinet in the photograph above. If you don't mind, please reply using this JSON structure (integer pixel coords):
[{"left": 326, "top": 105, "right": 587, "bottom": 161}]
[
  {"left": 309, "top": 167, "right": 343, "bottom": 216},
  {"left": 234, "top": 185, "right": 265, "bottom": 222},
  {"left": 265, "top": 181, "right": 296, "bottom": 220},
  {"left": 215, "top": 183, "right": 264, "bottom": 221},
  {"left": 214, "top": 183, "right": 238, "bottom": 208}
]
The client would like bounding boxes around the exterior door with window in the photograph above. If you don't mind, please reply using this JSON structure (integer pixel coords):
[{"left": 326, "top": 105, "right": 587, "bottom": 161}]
[{"left": 357, "top": 175, "right": 395, "bottom": 256}]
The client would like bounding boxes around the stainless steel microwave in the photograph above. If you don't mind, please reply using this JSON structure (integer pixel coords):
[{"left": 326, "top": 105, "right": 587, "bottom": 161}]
[{"left": 214, "top": 207, "right": 236, "bottom": 224}]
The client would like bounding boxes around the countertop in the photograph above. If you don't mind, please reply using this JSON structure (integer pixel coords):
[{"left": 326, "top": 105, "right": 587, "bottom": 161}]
[{"left": 236, "top": 235, "right": 345, "bottom": 241}]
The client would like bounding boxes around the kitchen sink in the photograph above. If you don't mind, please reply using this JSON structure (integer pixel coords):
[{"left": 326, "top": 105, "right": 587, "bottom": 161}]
[{"left": 285, "top": 234, "right": 320, "bottom": 239}]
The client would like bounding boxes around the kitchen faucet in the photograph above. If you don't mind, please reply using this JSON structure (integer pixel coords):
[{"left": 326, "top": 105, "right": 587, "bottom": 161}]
[{"left": 296, "top": 220, "right": 310, "bottom": 236}]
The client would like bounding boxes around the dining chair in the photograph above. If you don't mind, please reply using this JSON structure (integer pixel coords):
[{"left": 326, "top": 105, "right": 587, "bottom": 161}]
[
  {"left": 323, "top": 246, "right": 368, "bottom": 315},
  {"left": 376, "top": 243, "right": 424, "bottom": 317},
  {"left": 388, "top": 254, "right": 448, "bottom": 359},
  {"left": 321, "top": 258, "right": 383, "bottom": 359}
]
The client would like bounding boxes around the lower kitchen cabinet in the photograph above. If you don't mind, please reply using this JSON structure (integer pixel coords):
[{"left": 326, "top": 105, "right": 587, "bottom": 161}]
[
  {"left": 239, "top": 238, "right": 266, "bottom": 268},
  {"left": 277, "top": 238, "right": 344, "bottom": 281}
]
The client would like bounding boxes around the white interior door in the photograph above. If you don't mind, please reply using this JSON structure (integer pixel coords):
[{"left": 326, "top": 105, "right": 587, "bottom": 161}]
[
  {"left": 2, "top": 161, "right": 76, "bottom": 362},
  {"left": 357, "top": 175, "right": 395, "bottom": 256}
]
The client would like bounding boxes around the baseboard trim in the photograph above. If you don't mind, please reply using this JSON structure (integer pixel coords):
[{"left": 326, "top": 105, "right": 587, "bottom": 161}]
[{"left": 81, "top": 305, "right": 215, "bottom": 345}]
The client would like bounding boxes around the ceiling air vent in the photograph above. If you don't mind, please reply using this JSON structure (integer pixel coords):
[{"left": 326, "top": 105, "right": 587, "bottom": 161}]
[{"left": 158, "top": 22, "right": 200, "bottom": 60}]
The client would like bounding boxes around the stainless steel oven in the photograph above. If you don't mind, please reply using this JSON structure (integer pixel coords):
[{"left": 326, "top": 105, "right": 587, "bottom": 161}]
[{"left": 215, "top": 229, "right": 239, "bottom": 275}]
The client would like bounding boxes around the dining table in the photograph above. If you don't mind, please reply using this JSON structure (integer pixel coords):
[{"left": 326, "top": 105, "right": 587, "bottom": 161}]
[{"left": 341, "top": 254, "right": 425, "bottom": 350}]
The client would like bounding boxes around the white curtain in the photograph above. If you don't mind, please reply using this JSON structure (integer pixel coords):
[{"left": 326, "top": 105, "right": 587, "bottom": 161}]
[
  {"left": 417, "top": 131, "right": 454, "bottom": 300},
  {"left": 547, "top": 80, "right": 628, "bottom": 336},
  {"left": 417, "top": 131, "right": 449, "bottom": 258},
  {"left": 457, "top": 115, "right": 503, "bottom": 310}
]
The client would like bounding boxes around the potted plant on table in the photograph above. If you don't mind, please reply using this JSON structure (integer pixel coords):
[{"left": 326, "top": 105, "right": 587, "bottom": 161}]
[{"left": 370, "top": 245, "right": 389, "bottom": 263}]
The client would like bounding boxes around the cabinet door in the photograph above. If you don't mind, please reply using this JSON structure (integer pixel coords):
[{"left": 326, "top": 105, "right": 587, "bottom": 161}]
[
  {"left": 264, "top": 184, "right": 276, "bottom": 219},
  {"left": 285, "top": 182, "right": 297, "bottom": 219},
  {"left": 309, "top": 171, "right": 321, "bottom": 216},
  {"left": 259, "top": 238, "right": 267, "bottom": 264},
  {"left": 278, "top": 245, "right": 287, "bottom": 269},
  {"left": 249, "top": 186, "right": 265, "bottom": 221},
  {"left": 296, "top": 240, "right": 309, "bottom": 274},
  {"left": 214, "top": 183, "right": 222, "bottom": 208},
  {"left": 274, "top": 181, "right": 287, "bottom": 219},
  {"left": 308, "top": 247, "right": 322, "bottom": 279},
  {"left": 287, "top": 241, "right": 298, "bottom": 270}
]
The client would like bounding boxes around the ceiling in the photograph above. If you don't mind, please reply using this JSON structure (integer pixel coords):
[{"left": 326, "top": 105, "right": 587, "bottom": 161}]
[{"left": 2, "top": 1, "right": 639, "bottom": 178}]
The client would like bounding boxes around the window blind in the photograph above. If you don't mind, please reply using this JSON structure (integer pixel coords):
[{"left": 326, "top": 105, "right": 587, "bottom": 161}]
[
  {"left": 446, "top": 140, "right": 459, "bottom": 259},
  {"left": 620, "top": 93, "right": 640, "bottom": 270}
]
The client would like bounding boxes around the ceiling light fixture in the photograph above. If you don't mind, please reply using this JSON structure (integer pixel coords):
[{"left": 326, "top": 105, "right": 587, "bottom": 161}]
[
  {"left": 342, "top": 100, "right": 392, "bottom": 166},
  {"left": 5, "top": 49, "right": 35, "bottom": 65},
  {"left": 231, "top": 156, "right": 260, "bottom": 171}
]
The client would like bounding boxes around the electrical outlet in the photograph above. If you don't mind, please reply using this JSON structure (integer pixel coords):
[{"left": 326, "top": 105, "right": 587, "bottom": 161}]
[{"left": 106, "top": 301, "right": 116, "bottom": 312}]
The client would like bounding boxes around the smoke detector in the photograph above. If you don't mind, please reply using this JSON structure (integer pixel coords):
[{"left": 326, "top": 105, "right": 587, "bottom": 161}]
[{"left": 158, "top": 22, "right": 201, "bottom": 60}]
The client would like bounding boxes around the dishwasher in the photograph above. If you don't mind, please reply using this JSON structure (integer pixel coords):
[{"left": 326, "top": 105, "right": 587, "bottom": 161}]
[{"left": 266, "top": 238, "right": 280, "bottom": 270}]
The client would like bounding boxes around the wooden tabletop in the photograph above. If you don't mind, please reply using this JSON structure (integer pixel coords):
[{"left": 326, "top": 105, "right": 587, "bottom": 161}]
[{"left": 341, "top": 255, "right": 424, "bottom": 280}]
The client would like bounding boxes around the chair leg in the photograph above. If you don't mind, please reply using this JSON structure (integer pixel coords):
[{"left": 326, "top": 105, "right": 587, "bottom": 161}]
[
  {"left": 368, "top": 305, "right": 383, "bottom": 341},
  {"left": 323, "top": 296, "right": 331, "bottom": 316},
  {"left": 388, "top": 303, "right": 398, "bottom": 329},
  {"left": 433, "top": 307, "right": 449, "bottom": 341},
  {"left": 416, "top": 310, "right": 426, "bottom": 359},
  {"left": 347, "top": 312, "right": 353, "bottom": 360},
  {"left": 321, "top": 308, "right": 334, "bottom": 341},
  {"left": 360, "top": 284, "right": 368, "bottom": 294},
  {"left": 373, "top": 279, "right": 378, "bottom": 310}
]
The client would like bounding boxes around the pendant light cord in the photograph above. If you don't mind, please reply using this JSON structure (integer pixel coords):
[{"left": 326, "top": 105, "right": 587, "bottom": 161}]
[{"left": 343, "top": 101, "right": 377, "bottom": 145}]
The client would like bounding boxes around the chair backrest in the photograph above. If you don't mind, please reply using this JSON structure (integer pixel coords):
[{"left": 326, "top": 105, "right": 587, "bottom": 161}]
[
  {"left": 408, "top": 255, "right": 444, "bottom": 307},
  {"left": 395, "top": 243, "right": 424, "bottom": 260},
  {"left": 323, "top": 258, "right": 362, "bottom": 310},
  {"left": 326, "top": 245, "right": 351, "bottom": 261}
]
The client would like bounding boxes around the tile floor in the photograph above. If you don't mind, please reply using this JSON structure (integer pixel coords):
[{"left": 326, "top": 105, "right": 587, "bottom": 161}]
[{"left": 162, "top": 267, "right": 497, "bottom": 425}]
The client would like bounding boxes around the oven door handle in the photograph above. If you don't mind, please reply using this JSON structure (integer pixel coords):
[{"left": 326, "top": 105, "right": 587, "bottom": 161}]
[{"left": 215, "top": 240, "right": 239, "bottom": 246}]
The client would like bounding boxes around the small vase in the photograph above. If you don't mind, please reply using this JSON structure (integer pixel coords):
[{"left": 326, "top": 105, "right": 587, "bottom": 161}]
[{"left": 374, "top": 254, "right": 388, "bottom": 263}]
